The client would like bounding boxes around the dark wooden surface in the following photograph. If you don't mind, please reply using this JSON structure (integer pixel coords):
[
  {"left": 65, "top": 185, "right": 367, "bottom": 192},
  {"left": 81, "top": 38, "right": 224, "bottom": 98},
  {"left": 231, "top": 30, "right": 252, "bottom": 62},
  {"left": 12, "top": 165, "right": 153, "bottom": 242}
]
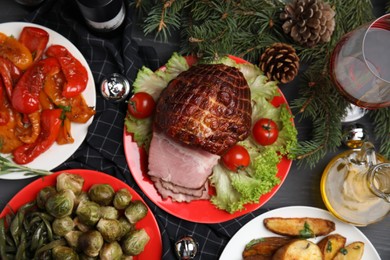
[{"left": 0, "top": 1, "right": 389, "bottom": 259}]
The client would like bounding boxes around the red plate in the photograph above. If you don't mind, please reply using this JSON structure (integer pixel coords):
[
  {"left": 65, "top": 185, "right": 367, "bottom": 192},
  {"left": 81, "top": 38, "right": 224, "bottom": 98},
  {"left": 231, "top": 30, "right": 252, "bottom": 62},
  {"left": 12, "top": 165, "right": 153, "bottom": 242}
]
[
  {"left": 123, "top": 56, "right": 293, "bottom": 223},
  {"left": 0, "top": 169, "right": 162, "bottom": 260}
]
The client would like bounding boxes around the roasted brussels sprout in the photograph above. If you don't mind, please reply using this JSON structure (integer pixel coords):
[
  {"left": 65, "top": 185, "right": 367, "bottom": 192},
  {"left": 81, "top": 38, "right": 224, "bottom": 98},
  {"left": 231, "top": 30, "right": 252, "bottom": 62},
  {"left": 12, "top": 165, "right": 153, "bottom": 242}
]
[
  {"left": 124, "top": 201, "right": 148, "bottom": 224},
  {"left": 118, "top": 217, "right": 135, "bottom": 239},
  {"left": 113, "top": 189, "right": 132, "bottom": 210},
  {"left": 36, "top": 186, "right": 57, "bottom": 209},
  {"left": 74, "top": 217, "right": 91, "bottom": 232},
  {"left": 76, "top": 200, "right": 101, "bottom": 226},
  {"left": 78, "top": 230, "right": 104, "bottom": 257},
  {"left": 74, "top": 191, "right": 89, "bottom": 210},
  {"left": 88, "top": 184, "right": 115, "bottom": 206},
  {"left": 65, "top": 230, "right": 83, "bottom": 248},
  {"left": 56, "top": 173, "right": 85, "bottom": 195},
  {"left": 100, "top": 206, "right": 119, "bottom": 220},
  {"left": 121, "top": 229, "right": 150, "bottom": 256},
  {"left": 52, "top": 216, "right": 75, "bottom": 237},
  {"left": 45, "top": 190, "right": 75, "bottom": 218},
  {"left": 99, "top": 242, "right": 123, "bottom": 260},
  {"left": 96, "top": 219, "right": 122, "bottom": 243},
  {"left": 52, "top": 245, "right": 79, "bottom": 260}
]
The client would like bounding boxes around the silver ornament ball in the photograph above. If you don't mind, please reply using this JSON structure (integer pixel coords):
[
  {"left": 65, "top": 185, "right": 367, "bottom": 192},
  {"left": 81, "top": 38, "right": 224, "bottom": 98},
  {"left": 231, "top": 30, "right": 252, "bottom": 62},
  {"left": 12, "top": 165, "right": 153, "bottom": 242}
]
[
  {"left": 100, "top": 73, "right": 130, "bottom": 102},
  {"left": 175, "top": 235, "right": 198, "bottom": 260}
]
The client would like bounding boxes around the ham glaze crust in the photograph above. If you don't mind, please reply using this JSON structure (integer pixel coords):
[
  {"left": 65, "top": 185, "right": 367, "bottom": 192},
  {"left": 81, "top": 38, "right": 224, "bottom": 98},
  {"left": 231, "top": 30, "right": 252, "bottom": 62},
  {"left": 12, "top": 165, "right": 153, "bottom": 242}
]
[{"left": 154, "top": 63, "right": 252, "bottom": 155}]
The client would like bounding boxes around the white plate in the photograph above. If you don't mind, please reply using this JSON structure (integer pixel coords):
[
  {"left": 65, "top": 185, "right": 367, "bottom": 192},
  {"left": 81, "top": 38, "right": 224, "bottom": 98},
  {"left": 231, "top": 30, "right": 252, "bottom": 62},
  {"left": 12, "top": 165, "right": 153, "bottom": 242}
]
[
  {"left": 219, "top": 206, "right": 380, "bottom": 260},
  {"left": 0, "top": 22, "right": 96, "bottom": 180}
]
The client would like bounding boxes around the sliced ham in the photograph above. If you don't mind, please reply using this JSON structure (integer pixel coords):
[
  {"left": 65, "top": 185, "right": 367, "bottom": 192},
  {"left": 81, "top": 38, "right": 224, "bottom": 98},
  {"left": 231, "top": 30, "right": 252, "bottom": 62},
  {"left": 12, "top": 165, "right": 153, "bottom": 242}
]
[
  {"left": 157, "top": 177, "right": 207, "bottom": 197},
  {"left": 152, "top": 177, "right": 210, "bottom": 202},
  {"left": 148, "top": 131, "right": 220, "bottom": 201}
]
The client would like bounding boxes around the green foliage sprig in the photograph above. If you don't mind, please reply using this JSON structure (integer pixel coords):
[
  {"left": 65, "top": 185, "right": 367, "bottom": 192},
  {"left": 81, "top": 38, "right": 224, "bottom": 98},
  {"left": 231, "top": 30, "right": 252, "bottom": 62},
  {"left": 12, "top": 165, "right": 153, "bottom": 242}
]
[
  {"left": 0, "top": 155, "right": 51, "bottom": 177},
  {"left": 133, "top": 0, "right": 389, "bottom": 167}
]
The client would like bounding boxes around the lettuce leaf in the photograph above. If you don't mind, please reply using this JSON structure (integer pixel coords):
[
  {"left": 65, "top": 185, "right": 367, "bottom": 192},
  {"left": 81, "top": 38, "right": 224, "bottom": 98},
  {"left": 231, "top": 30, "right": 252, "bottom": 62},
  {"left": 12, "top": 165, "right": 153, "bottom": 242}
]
[
  {"left": 209, "top": 148, "right": 281, "bottom": 214},
  {"left": 124, "top": 115, "right": 152, "bottom": 149},
  {"left": 209, "top": 164, "right": 244, "bottom": 213},
  {"left": 161, "top": 52, "right": 189, "bottom": 81},
  {"left": 132, "top": 66, "right": 167, "bottom": 100}
]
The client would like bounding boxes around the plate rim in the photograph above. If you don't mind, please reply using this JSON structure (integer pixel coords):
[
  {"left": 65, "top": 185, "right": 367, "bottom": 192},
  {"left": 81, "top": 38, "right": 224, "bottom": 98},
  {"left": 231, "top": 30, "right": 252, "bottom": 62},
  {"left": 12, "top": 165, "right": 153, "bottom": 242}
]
[
  {"left": 123, "top": 56, "right": 293, "bottom": 223},
  {"left": 0, "top": 21, "right": 96, "bottom": 180},
  {"left": 219, "top": 205, "right": 381, "bottom": 260},
  {"left": 0, "top": 169, "right": 162, "bottom": 260}
]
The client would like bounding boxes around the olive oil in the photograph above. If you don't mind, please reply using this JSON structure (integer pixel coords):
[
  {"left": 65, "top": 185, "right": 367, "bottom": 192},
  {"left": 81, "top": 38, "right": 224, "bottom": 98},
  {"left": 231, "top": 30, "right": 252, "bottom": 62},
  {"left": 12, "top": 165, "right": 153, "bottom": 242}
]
[{"left": 321, "top": 149, "right": 390, "bottom": 226}]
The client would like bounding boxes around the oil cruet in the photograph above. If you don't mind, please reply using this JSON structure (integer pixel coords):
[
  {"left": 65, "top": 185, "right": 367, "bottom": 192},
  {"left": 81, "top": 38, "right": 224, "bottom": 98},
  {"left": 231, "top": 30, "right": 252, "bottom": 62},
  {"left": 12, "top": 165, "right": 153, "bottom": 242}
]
[{"left": 321, "top": 142, "right": 390, "bottom": 226}]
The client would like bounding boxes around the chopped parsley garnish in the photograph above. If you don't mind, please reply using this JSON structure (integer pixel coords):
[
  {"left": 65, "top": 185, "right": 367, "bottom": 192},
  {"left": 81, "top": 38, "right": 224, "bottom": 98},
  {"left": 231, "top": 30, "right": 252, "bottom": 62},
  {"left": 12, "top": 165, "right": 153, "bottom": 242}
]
[
  {"left": 299, "top": 221, "right": 314, "bottom": 238},
  {"left": 245, "top": 238, "right": 265, "bottom": 249},
  {"left": 58, "top": 105, "right": 72, "bottom": 120},
  {"left": 340, "top": 248, "right": 348, "bottom": 255},
  {"left": 326, "top": 241, "right": 333, "bottom": 252}
]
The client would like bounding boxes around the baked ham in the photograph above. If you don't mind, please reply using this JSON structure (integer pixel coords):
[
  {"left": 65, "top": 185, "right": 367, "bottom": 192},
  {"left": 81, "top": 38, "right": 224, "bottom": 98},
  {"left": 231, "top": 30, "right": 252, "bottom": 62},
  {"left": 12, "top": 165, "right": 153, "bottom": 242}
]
[
  {"left": 148, "top": 63, "right": 252, "bottom": 202},
  {"left": 154, "top": 63, "right": 252, "bottom": 155}
]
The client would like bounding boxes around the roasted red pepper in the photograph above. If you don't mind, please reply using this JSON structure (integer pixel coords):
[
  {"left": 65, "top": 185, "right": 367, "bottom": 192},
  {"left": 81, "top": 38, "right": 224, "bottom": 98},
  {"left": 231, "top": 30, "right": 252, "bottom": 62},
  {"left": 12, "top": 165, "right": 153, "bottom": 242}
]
[
  {"left": 0, "top": 80, "right": 9, "bottom": 125},
  {"left": 11, "top": 57, "right": 60, "bottom": 114},
  {"left": 0, "top": 57, "right": 22, "bottom": 100},
  {"left": 18, "top": 27, "right": 49, "bottom": 62},
  {"left": 46, "top": 45, "right": 88, "bottom": 98},
  {"left": 12, "top": 109, "right": 62, "bottom": 164},
  {"left": 0, "top": 32, "right": 33, "bottom": 70}
]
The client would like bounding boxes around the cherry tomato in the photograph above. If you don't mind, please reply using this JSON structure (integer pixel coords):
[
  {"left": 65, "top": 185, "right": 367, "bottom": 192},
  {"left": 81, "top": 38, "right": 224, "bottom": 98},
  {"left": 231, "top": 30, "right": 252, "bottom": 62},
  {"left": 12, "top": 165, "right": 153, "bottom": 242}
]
[
  {"left": 252, "top": 118, "right": 279, "bottom": 146},
  {"left": 222, "top": 145, "right": 250, "bottom": 172},
  {"left": 127, "top": 92, "right": 156, "bottom": 119}
]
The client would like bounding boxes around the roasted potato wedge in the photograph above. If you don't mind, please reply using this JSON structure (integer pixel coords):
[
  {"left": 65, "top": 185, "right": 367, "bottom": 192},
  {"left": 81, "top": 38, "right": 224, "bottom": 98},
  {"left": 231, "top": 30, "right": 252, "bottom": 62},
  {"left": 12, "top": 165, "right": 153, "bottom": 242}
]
[
  {"left": 317, "top": 233, "right": 347, "bottom": 260},
  {"left": 243, "top": 237, "right": 293, "bottom": 259},
  {"left": 333, "top": 241, "right": 365, "bottom": 260},
  {"left": 272, "top": 239, "right": 323, "bottom": 260},
  {"left": 263, "top": 217, "right": 335, "bottom": 238}
]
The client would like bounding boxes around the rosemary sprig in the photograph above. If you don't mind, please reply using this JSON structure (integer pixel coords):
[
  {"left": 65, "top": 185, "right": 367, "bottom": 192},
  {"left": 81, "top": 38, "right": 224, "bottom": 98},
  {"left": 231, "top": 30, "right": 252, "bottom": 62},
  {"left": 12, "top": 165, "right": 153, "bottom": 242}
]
[{"left": 0, "top": 156, "right": 52, "bottom": 177}]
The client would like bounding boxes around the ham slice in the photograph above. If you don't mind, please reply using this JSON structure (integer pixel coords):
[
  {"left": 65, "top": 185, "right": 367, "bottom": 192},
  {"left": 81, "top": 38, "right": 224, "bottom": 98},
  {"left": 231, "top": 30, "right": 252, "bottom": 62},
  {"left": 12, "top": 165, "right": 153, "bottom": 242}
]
[
  {"left": 151, "top": 177, "right": 210, "bottom": 202},
  {"left": 148, "top": 131, "right": 220, "bottom": 201}
]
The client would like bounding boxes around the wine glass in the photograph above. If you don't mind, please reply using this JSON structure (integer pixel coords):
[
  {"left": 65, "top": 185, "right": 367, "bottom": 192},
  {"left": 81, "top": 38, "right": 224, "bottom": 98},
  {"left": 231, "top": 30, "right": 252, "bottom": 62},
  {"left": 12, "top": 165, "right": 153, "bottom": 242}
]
[{"left": 330, "top": 14, "right": 390, "bottom": 117}]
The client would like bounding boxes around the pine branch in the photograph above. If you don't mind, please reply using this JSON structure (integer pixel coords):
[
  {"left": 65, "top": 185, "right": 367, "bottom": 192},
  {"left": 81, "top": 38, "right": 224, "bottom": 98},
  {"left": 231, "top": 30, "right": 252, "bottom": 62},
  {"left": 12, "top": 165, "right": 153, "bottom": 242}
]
[
  {"left": 290, "top": 67, "right": 348, "bottom": 167},
  {"left": 179, "top": 0, "right": 287, "bottom": 61},
  {"left": 134, "top": 0, "right": 190, "bottom": 40}
]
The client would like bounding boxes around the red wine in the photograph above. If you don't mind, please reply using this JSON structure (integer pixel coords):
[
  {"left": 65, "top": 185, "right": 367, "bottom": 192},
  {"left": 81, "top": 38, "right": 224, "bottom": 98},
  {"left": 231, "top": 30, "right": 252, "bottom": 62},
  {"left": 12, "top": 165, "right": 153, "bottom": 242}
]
[{"left": 330, "top": 27, "right": 390, "bottom": 109}]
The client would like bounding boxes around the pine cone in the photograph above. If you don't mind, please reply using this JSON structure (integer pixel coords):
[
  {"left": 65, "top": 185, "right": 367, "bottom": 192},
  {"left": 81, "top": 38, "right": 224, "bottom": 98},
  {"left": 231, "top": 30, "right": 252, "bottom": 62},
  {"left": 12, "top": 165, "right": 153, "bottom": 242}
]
[
  {"left": 259, "top": 43, "right": 300, "bottom": 84},
  {"left": 280, "top": 0, "right": 335, "bottom": 47}
]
